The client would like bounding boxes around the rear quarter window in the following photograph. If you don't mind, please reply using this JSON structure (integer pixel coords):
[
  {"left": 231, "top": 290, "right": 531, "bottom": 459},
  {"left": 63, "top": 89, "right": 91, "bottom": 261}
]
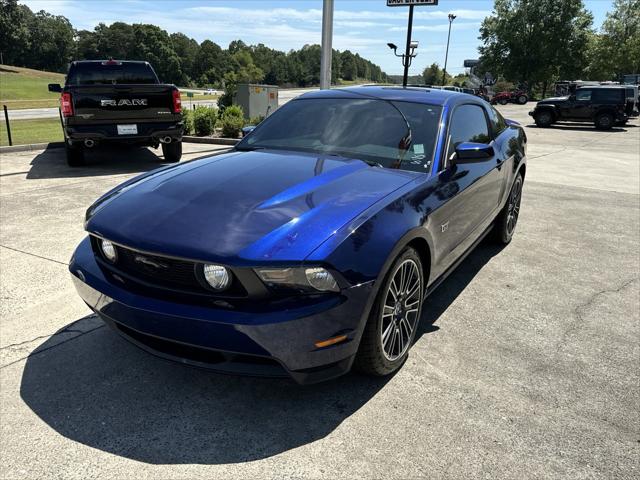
[
  {"left": 67, "top": 62, "right": 159, "bottom": 86},
  {"left": 592, "top": 89, "right": 625, "bottom": 103}
]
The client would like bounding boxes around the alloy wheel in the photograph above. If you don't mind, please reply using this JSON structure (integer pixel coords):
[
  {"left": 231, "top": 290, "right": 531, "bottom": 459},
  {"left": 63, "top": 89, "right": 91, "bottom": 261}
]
[
  {"left": 380, "top": 259, "right": 422, "bottom": 361},
  {"left": 506, "top": 178, "right": 523, "bottom": 235}
]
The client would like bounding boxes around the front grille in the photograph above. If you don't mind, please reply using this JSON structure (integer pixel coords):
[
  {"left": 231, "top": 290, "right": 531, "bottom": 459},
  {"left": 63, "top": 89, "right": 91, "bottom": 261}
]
[
  {"left": 90, "top": 236, "right": 246, "bottom": 297},
  {"left": 115, "top": 245, "right": 201, "bottom": 290}
]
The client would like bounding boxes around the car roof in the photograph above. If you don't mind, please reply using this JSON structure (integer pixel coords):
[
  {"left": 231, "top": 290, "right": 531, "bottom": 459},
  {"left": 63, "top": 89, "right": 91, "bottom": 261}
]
[
  {"left": 577, "top": 85, "right": 625, "bottom": 90},
  {"left": 298, "top": 85, "right": 482, "bottom": 107}
]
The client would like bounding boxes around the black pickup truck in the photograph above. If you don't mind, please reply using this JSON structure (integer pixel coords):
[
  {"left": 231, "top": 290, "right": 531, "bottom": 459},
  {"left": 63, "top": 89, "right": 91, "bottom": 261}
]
[{"left": 49, "top": 60, "right": 183, "bottom": 166}]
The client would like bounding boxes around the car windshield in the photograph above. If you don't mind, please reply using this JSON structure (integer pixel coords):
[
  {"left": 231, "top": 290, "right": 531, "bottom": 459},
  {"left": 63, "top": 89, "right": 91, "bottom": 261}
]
[{"left": 236, "top": 97, "right": 442, "bottom": 173}]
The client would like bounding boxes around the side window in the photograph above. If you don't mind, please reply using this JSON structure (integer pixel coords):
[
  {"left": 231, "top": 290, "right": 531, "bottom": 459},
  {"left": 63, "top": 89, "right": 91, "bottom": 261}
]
[
  {"left": 446, "top": 104, "right": 491, "bottom": 162},
  {"left": 487, "top": 106, "right": 508, "bottom": 136},
  {"left": 592, "top": 89, "right": 624, "bottom": 103},
  {"left": 575, "top": 89, "right": 592, "bottom": 101}
]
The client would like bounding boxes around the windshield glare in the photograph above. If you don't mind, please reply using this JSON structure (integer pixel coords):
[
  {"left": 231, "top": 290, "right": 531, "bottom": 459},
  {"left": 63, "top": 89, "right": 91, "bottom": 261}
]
[{"left": 237, "top": 97, "right": 442, "bottom": 173}]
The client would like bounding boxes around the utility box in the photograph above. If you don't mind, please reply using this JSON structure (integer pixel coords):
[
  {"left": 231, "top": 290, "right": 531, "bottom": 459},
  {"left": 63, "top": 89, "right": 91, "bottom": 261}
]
[{"left": 234, "top": 84, "right": 278, "bottom": 119}]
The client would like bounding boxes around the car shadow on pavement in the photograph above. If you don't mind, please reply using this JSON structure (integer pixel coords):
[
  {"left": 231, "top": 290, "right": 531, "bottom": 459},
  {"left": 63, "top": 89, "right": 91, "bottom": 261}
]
[
  {"left": 19, "top": 242, "right": 502, "bottom": 465},
  {"left": 27, "top": 144, "right": 174, "bottom": 180},
  {"left": 19, "top": 315, "right": 393, "bottom": 465},
  {"left": 416, "top": 240, "right": 506, "bottom": 339}
]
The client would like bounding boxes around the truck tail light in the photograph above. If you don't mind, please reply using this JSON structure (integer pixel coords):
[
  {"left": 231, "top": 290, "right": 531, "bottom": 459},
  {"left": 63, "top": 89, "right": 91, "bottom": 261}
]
[
  {"left": 60, "top": 92, "right": 73, "bottom": 117},
  {"left": 172, "top": 89, "right": 182, "bottom": 114}
]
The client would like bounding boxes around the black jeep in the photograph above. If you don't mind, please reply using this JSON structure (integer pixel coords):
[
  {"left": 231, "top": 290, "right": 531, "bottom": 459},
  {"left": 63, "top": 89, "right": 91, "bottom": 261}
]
[{"left": 529, "top": 86, "right": 628, "bottom": 130}]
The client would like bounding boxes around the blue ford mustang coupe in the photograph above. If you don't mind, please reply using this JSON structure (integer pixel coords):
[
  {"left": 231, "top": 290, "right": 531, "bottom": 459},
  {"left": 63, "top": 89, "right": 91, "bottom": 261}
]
[{"left": 70, "top": 86, "right": 526, "bottom": 384}]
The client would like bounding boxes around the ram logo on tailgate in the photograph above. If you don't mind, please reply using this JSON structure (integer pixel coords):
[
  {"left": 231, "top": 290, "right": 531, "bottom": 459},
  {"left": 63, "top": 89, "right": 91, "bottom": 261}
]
[{"left": 101, "top": 99, "right": 148, "bottom": 107}]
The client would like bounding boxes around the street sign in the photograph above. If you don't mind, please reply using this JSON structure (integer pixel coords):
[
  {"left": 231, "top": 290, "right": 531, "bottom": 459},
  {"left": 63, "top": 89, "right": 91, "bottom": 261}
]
[
  {"left": 186, "top": 92, "right": 194, "bottom": 98},
  {"left": 387, "top": 0, "right": 438, "bottom": 6}
]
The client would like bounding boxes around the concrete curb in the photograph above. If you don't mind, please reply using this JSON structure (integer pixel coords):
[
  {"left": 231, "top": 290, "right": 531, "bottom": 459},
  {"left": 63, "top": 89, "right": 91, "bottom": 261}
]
[
  {"left": 0, "top": 137, "right": 238, "bottom": 154},
  {"left": 0, "top": 142, "right": 64, "bottom": 154},
  {"left": 183, "top": 136, "right": 239, "bottom": 145}
]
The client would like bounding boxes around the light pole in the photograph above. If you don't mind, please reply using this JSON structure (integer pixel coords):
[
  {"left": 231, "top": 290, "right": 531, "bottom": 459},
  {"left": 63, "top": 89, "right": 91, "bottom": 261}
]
[
  {"left": 441, "top": 13, "right": 456, "bottom": 85},
  {"left": 387, "top": 40, "right": 419, "bottom": 87},
  {"left": 320, "top": 0, "right": 334, "bottom": 90}
]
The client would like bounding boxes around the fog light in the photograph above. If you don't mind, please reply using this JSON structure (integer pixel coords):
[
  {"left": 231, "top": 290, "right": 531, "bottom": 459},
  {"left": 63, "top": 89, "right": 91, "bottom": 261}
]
[
  {"left": 203, "top": 264, "right": 230, "bottom": 290},
  {"left": 100, "top": 239, "right": 117, "bottom": 262},
  {"left": 305, "top": 268, "right": 338, "bottom": 292}
]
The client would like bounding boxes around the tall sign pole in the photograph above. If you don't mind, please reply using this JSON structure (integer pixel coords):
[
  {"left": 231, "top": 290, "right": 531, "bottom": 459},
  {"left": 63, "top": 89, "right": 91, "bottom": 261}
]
[
  {"left": 402, "top": 5, "right": 414, "bottom": 87},
  {"left": 320, "top": 0, "right": 334, "bottom": 90},
  {"left": 387, "top": 0, "right": 439, "bottom": 87}
]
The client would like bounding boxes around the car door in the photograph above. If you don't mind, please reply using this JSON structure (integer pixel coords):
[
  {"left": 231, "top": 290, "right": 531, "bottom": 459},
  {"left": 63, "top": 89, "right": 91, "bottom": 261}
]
[
  {"left": 564, "top": 89, "right": 593, "bottom": 120},
  {"left": 427, "top": 103, "right": 502, "bottom": 276}
]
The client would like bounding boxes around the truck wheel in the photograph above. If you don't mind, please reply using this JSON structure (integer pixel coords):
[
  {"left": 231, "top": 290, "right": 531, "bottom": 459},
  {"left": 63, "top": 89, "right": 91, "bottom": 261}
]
[
  {"left": 355, "top": 247, "right": 424, "bottom": 376},
  {"left": 517, "top": 94, "right": 528, "bottom": 105},
  {"left": 162, "top": 140, "right": 182, "bottom": 163},
  {"left": 595, "top": 113, "right": 614, "bottom": 130},
  {"left": 494, "top": 173, "right": 523, "bottom": 245},
  {"left": 534, "top": 111, "right": 553, "bottom": 128},
  {"left": 498, "top": 98, "right": 509, "bottom": 105},
  {"left": 65, "top": 143, "right": 85, "bottom": 167}
]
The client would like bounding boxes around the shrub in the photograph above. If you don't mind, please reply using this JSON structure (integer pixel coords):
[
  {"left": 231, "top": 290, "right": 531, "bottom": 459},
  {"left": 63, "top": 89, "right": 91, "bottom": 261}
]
[
  {"left": 193, "top": 106, "right": 217, "bottom": 136},
  {"left": 246, "top": 115, "right": 264, "bottom": 127},
  {"left": 221, "top": 105, "right": 245, "bottom": 138},
  {"left": 182, "top": 109, "right": 194, "bottom": 135}
]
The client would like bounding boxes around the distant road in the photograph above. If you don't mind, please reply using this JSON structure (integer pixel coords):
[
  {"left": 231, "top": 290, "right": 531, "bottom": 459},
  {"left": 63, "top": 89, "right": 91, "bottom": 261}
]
[
  {"left": 7, "top": 107, "right": 59, "bottom": 120},
  {"left": 8, "top": 87, "right": 322, "bottom": 120}
]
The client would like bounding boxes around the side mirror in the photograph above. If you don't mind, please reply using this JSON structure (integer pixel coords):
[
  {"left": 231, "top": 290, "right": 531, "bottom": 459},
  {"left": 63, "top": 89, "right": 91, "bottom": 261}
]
[
  {"left": 241, "top": 126, "right": 256, "bottom": 137},
  {"left": 48, "top": 83, "right": 62, "bottom": 93},
  {"left": 452, "top": 142, "right": 495, "bottom": 164}
]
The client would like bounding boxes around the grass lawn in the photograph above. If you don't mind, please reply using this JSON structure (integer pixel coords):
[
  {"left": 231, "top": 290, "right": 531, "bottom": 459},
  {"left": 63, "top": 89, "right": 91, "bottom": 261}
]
[
  {"left": 0, "top": 117, "right": 64, "bottom": 146},
  {"left": 0, "top": 64, "right": 64, "bottom": 110}
]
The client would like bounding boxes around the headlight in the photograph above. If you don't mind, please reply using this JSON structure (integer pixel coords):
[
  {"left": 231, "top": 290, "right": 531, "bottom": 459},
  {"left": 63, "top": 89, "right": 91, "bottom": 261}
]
[
  {"left": 203, "top": 264, "right": 231, "bottom": 290},
  {"left": 100, "top": 239, "right": 117, "bottom": 262},
  {"left": 256, "top": 267, "right": 339, "bottom": 293}
]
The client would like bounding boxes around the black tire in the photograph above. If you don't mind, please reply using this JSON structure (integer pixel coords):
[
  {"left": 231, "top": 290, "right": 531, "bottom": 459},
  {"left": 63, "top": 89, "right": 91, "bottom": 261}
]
[
  {"left": 498, "top": 98, "right": 509, "bottom": 105},
  {"left": 65, "top": 143, "right": 85, "bottom": 167},
  {"left": 534, "top": 110, "right": 553, "bottom": 128},
  {"left": 595, "top": 113, "right": 614, "bottom": 130},
  {"left": 494, "top": 173, "right": 523, "bottom": 245},
  {"left": 355, "top": 247, "right": 425, "bottom": 376},
  {"left": 162, "top": 140, "right": 182, "bottom": 163},
  {"left": 517, "top": 94, "right": 528, "bottom": 105}
]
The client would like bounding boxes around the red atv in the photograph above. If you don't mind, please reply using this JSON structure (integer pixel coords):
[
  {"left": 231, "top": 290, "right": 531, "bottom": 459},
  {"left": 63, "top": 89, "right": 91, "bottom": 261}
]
[{"left": 491, "top": 90, "right": 529, "bottom": 105}]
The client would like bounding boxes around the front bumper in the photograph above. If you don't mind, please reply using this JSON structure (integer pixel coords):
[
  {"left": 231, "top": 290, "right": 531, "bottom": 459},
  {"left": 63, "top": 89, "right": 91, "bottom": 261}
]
[{"left": 69, "top": 237, "right": 373, "bottom": 384}]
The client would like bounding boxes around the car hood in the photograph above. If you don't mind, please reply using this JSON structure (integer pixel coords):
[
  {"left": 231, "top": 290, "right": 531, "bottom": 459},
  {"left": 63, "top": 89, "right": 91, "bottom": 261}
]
[
  {"left": 537, "top": 96, "right": 569, "bottom": 105},
  {"left": 86, "top": 149, "right": 420, "bottom": 263}
]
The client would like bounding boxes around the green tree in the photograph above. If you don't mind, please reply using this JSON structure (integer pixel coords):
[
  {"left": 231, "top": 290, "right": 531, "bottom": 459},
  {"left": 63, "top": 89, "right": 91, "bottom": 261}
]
[
  {"left": 170, "top": 32, "right": 199, "bottom": 84},
  {"left": 25, "top": 10, "right": 75, "bottom": 72},
  {"left": 479, "top": 0, "right": 593, "bottom": 95},
  {"left": 422, "top": 62, "right": 451, "bottom": 85},
  {"left": 585, "top": 0, "right": 640, "bottom": 80},
  {"left": 0, "top": 0, "right": 31, "bottom": 65},
  {"left": 130, "top": 24, "right": 183, "bottom": 84},
  {"left": 94, "top": 22, "right": 135, "bottom": 60},
  {"left": 194, "top": 40, "right": 225, "bottom": 85}
]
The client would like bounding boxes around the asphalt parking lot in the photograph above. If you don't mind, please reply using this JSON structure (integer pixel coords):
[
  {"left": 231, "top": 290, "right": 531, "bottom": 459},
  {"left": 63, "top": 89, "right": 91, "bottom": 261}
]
[{"left": 1, "top": 105, "right": 638, "bottom": 479}]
